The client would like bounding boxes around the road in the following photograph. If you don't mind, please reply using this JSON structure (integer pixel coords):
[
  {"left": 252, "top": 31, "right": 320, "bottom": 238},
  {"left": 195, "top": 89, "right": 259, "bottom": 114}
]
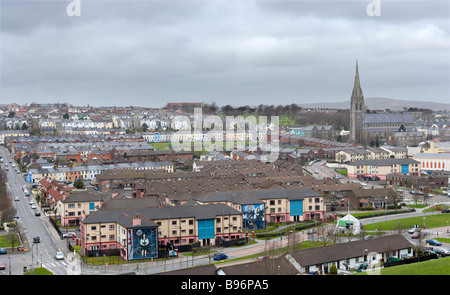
[{"left": 0, "top": 147, "right": 69, "bottom": 275}]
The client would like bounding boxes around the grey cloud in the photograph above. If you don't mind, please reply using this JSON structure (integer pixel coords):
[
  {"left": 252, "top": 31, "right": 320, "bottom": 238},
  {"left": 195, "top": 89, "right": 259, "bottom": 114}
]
[{"left": 1, "top": 0, "right": 448, "bottom": 107}]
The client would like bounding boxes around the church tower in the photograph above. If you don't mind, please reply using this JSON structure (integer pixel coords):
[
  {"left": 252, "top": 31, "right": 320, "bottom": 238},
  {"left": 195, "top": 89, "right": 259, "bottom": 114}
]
[{"left": 350, "top": 60, "right": 365, "bottom": 142}]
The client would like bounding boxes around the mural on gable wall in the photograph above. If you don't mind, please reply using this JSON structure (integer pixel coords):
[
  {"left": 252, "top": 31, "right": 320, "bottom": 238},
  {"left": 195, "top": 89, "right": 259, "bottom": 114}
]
[
  {"left": 243, "top": 204, "right": 265, "bottom": 230},
  {"left": 127, "top": 227, "right": 158, "bottom": 260}
]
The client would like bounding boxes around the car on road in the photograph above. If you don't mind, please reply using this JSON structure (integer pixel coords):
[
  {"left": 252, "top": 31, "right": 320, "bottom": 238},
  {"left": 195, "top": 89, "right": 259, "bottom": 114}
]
[
  {"left": 29, "top": 200, "right": 34, "bottom": 205},
  {"left": 0, "top": 248, "right": 6, "bottom": 254},
  {"left": 14, "top": 196, "right": 19, "bottom": 201},
  {"left": 34, "top": 211, "right": 40, "bottom": 216},
  {"left": 435, "top": 249, "right": 450, "bottom": 257},
  {"left": 33, "top": 236, "right": 40, "bottom": 243},
  {"left": 213, "top": 253, "right": 228, "bottom": 261},
  {"left": 0, "top": 261, "right": 5, "bottom": 270},
  {"left": 55, "top": 251, "right": 64, "bottom": 260},
  {"left": 62, "top": 232, "right": 76, "bottom": 239},
  {"left": 426, "top": 239, "right": 442, "bottom": 246}
]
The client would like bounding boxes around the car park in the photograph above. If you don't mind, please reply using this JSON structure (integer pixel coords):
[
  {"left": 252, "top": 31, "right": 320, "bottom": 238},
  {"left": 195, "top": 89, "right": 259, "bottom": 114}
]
[
  {"left": 426, "top": 239, "right": 442, "bottom": 246},
  {"left": 213, "top": 253, "right": 228, "bottom": 261}
]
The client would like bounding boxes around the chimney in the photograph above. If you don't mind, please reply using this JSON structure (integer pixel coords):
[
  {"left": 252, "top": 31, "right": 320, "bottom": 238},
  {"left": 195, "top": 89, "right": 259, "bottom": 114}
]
[{"left": 133, "top": 216, "right": 141, "bottom": 226}]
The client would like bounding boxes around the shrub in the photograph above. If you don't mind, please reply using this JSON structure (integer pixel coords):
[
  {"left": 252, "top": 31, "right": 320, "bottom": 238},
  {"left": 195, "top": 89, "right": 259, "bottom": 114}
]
[{"left": 330, "top": 264, "right": 337, "bottom": 275}]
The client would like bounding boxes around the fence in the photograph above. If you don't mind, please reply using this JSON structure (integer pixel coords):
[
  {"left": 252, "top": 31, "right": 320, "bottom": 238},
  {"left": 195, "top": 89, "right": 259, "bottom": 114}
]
[{"left": 48, "top": 217, "right": 62, "bottom": 238}]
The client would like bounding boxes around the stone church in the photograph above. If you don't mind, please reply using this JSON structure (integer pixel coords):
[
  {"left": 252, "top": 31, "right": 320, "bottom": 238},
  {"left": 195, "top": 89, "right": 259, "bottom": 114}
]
[{"left": 349, "top": 60, "right": 365, "bottom": 143}]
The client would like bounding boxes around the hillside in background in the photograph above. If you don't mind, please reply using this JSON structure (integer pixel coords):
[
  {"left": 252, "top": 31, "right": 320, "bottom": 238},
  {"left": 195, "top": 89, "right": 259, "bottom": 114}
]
[{"left": 298, "top": 97, "right": 450, "bottom": 111}]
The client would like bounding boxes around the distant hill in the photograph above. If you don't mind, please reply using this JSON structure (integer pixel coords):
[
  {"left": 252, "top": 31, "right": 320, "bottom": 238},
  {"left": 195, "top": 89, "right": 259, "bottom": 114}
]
[{"left": 298, "top": 97, "right": 450, "bottom": 111}]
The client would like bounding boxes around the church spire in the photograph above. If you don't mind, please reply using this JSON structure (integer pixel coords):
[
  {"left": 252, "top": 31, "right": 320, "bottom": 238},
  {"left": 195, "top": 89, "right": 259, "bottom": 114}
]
[
  {"left": 349, "top": 59, "right": 365, "bottom": 143},
  {"left": 352, "top": 59, "right": 363, "bottom": 99}
]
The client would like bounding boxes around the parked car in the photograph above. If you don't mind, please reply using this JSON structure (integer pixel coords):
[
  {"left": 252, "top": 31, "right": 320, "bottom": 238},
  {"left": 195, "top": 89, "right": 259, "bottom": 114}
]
[
  {"left": 213, "top": 253, "right": 228, "bottom": 261},
  {"left": 34, "top": 211, "right": 40, "bottom": 216},
  {"left": 0, "top": 248, "right": 6, "bottom": 254},
  {"left": 29, "top": 200, "right": 34, "bottom": 205},
  {"left": 408, "top": 227, "right": 420, "bottom": 234},
  {"left": 55, "top": 251, "right": 64, "bottom": 260},
  {"left": 426, "top": 239, "right": 442, "bottom": 246},
  {"left": 0, "top": 261, "right": 5, "bottom": 270},
  {"left": 441, "top": 209, "right": 450, "bottom": 213},
  {"left": 436, "top": 249, "right": 450, "bottom": 256},
  {"left": 14, "top": 197, "right": 19, "bottom": 201},
  {"left": 33, "top": 236, "right": 40, "bottom": 243},
  {"left": 62, "top": 232, "right": 76, "bottom": 239},
  {"left": 14, "top": 213, "right": 19, "bottom": 219},
  {"left": 31, "top": 204, "right": 37, "bottom": 209},
  {"left": 257, "top": 256, "right": 270, "bottom": 261},
  {"left": 411, "top": 232, "right": 421, "bottom": 239}
]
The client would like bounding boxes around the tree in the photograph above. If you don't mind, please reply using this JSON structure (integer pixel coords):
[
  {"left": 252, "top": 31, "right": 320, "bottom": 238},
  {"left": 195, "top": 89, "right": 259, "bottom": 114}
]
[
  {"left": 74, "top": 178, "right": 84, "bottom": 189},
  {"left": 142, "top": 123, "right": 149, "bottom": 132}
]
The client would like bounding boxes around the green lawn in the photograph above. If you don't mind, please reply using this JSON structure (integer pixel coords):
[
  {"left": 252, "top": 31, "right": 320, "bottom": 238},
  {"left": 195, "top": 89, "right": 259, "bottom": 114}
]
[
  {"left": 0, "top": 233, "right": 21, "bottom": 248},
  {"left": 358, "top": 256, "right": 450, "bottom": 275},
  {"left": 362, "top": 213, "right": 450, "bottom": 231},
  {"left": 24, "top": 267, "right": 53, "bottom": 275}
]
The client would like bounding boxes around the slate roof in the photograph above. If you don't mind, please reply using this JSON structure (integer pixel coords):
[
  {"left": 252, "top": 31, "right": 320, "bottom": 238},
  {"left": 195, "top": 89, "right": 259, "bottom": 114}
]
[
  {"left": 347, "top": 158, "right": 419, "bottom": 166},
  {"left": 364, "top": 113, "right": 415, "bottom": 124},
  {"left": 290, "top": 234, "right": 413, "bottom": 267},
  {"left": 82, "top": 203, "right": 242, "bottom": 225}
]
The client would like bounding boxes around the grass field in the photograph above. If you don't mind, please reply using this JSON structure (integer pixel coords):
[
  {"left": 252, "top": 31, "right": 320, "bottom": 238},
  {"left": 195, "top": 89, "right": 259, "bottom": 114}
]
[
  {"left": 362, "top": 213, "right": 450, "bottom": 231},
  {"left": 356, "top": 256, "right": 450, "bottom": 275}
]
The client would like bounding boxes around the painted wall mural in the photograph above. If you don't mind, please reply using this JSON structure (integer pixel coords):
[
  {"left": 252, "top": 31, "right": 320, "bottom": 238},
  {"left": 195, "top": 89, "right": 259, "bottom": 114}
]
[
  {"left": 243, "top": 204, "right": 265, "bottom": 230},
  {"left": 127, "top": 227, "right": 158, "bottom": 260}
]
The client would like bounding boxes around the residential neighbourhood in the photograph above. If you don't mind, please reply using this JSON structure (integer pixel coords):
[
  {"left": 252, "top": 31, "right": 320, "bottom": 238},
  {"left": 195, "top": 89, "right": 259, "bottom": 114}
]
[{"left": 0, "top": 100, "right": 449, "bottom": 278}]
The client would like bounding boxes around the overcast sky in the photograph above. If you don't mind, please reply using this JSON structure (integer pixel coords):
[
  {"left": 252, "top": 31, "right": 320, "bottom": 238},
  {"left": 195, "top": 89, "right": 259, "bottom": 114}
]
[{"left": 1, "top": 0, "right": 449, "bottom": 108}]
